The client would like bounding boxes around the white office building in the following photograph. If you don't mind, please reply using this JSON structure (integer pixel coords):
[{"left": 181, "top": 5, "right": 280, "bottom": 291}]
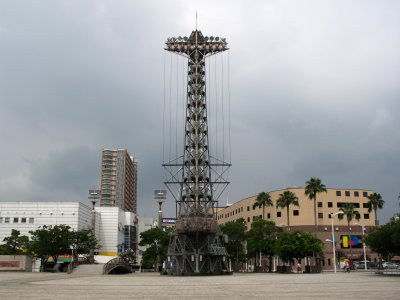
[
  {"left": 0, "top": 202, "right": 137, "bottom": 259},
  {"left": 0, "top": 202, "right": 95, "bottom": 241}
]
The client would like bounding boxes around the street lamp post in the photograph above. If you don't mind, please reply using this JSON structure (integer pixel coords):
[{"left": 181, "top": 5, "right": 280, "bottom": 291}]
[
  {"left": 354, "top": 223, "right": 367, "bottom": 271},
  {"left": 88, "top": 189, "right": 100, "bottom": 262},
  {"left": 330, "top": 211, "right": 344, "bottom": 273},
  {"left": 154, "top": 190, "right": 167, "bottom": 229}
]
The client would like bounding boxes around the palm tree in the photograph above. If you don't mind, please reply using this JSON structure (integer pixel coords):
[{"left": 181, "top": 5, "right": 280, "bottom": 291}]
[
  {"left": 253, "top": 192, "right": 273, "bottom": 220},
  {"left": 338, "top": 203, "right": 360, "bottom": 261},
  {"left": 305, "top": 177, "right": 327, "bottom": 235},
  {"left": 276, "top": 190, "right": 300, "bottom": 227},
  {"left": 366, "top": 192, "right": 384, "bottom": 225}
]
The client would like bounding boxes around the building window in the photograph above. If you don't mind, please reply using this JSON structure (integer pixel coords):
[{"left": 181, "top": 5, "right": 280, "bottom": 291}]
[
  {"left": 363, "top": 203, "right": 368, "bottom": 208},
  {"left": 354, "top": 191, "right": 359, "bottom": 197},
  {"left": 336, "top": 191, "right": 341, "bottom": 196},
  {"left": 247, "top": 217, "right": 250, "bottom": 222},
  {"left": 293, "top": 210, "right": 299, "bottom": 216},
  {"left": 364, "top": 214, "right": 370, "bottom": 219},
  {"left": 259, "top": 215, "right": 262, "bottom": 219},
  {"left": 363, "top": 191, "right": 368, "bottom": 197},
  {"left": 21, "top": 218, "right": 27, "bottom": 223},
  {"left": 345, "top": 191, "right": 350, "bottom": 197},
  {"left": 13, "top": 217, "right": 18, "bottom": 223},
  {"left": 277, "top": 212, "right": 282, "bottom": 217},
  {"left": 328, "top": 258, "right": 331, "bottom": 266},
  {"left": 318, "top": 213, "right": 323, "bottom": 219},
  {"left": 267, "top": 213, "right": 271, "bottom": 219},
  {"left": 5, "top": 217, "right": 10, "bottom": 223},
  {"left": 241, "top": 207, "right": 243, "bottom": 212},
  {"left": 247, "top": 206, "right": 250, "bottom": 211},
  {"left": 29, "top": 217, "right": 34, "bottom": 224},
  {"left": 0, "top": 217, "right": 3, "bottom": 223},
  {"left": 253, "top": 216, "right": 256, "bottom": 221},
  {"left": 318, "top": 202, "right": 322, "bottom": 208},
  {"left": 328, "top": 202, "right": 333, "bottom": 208}
]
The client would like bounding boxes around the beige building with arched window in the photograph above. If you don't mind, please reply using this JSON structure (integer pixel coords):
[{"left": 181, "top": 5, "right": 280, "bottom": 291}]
[{"left": 216, "top": 187, "right": 378, "bottom": 270}]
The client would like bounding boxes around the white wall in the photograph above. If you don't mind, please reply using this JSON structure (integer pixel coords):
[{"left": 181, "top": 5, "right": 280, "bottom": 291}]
[
  {"left": 0, "top": 202, "right": 92, "bottom": 242},
  {"left": 136, "top": 217, "right": 155, "bottom": 264},
  {"left": 95, "top": 207, "right": 137, "bottom": 256}
]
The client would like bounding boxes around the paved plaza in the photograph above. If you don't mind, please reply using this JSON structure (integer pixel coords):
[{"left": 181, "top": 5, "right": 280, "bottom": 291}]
[{"left": 0, "top": 271, "right": 399, "bottom": 299}]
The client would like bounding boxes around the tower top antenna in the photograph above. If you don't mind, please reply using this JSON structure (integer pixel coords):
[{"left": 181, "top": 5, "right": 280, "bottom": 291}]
[{"left": 196, "top": 12, "right": 198, "bottom": 30}]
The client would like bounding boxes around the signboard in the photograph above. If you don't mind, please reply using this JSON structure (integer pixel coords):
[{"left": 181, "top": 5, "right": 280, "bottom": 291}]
[
  {"left": 340, "top": 235, "right": 363, "bottom": 249},
  {"left": 47, "top": 255, "right": 72, "bottom": 263},
  {"left": 162, "top": 218, "right": 176, "bottom": 229}
]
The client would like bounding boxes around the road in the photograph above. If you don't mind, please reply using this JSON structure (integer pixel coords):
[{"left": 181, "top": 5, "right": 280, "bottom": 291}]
[{"left": 0, "top": 271, "right": 398, "bottom": 299}]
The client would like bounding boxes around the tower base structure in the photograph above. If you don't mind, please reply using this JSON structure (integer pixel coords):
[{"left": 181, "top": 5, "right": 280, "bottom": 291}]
[{"left": 166, "top": 216, "right": 230, "bottom": 275}]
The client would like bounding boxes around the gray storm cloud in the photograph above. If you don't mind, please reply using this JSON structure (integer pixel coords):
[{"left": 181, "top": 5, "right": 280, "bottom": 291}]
[{"left": 0, "top": 0, "right": 399, "bottom": 222}]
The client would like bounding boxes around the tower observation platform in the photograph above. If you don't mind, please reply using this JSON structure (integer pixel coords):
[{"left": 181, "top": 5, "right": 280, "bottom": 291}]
[{"left": 163, "top": 29, "right": 231, "bottom": 275}]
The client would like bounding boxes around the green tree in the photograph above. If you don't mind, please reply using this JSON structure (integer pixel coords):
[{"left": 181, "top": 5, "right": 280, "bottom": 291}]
[
  {"left": 296, "top": 231, "right": 324, "bottom": 264},
  {"left": 276, "top": 190, "right": 299, "bottom": 227},
  {"left": 274, "top": 231, "right": 297, "bottom": 267},
  {"left": 365, "top": 219, "right": 400, "bottom": 259},
  {"left": 0, "top": 229, "right": 30, "bottom": 255},
  {"left": 138, "top": 227, "right": 169, "bottom": 271},
  {"left": 140, "top": 246, "right": 158, "bottom": 269},
  {"left": 338, "top": 203, "right": 360, "bottom": 259},
  {"left": 29, "top": 225, "right": 73, "bottom": 271},
  {"left": 275, "top": 231, "right": 323, "bottom": 271},
  {"left": 305, "top": 177, "right": 327, "bottom": 235},
  {"left": 366, "top": 192, "right": 385, "bottom": 225},
  {"left": 253, "top": 192, "right": 273, "bottom": 220},
  {"left": 220, "top": 218, "right": 247, "bottom": 271},
  {"left": 119, "top": 248, "right": 136, "bottom": 265},
  {"left": 246, "top": 218, "right": 281, "bottom": 272},
  {"left": 71, "top": 228, "right": 101, "bottom": 260}
]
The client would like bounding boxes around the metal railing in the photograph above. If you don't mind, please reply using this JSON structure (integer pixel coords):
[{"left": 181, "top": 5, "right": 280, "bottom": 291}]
[
  {"left": 67, "top": 256, "right": 92, "bottom": 274},
  {"left": 103, "top": 257, "right": 132, "bottom": 275}
]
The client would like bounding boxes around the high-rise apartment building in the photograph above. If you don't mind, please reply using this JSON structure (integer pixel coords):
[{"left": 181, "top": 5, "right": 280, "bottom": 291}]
[{"left": 100, "top": 149, "right": 137, "bottom": 213}]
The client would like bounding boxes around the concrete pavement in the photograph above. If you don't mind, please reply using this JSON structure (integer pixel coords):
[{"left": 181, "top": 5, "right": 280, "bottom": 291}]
[{"left": 0, "top": 271, "right": 398, "bottom": 299}]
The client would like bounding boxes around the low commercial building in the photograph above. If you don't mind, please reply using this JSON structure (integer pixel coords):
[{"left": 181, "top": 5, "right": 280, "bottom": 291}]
[
  {"left": 0, "top": 202, "right": 96, "bottom": 241},
  {"left": 0, "top": 202, "right": 137, "bottom": 261},
  {"left": 216, "top": 187, "right": 378, "bottom": 270}
]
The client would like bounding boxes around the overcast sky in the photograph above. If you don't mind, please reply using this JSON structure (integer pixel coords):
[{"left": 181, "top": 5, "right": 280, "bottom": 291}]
[{"left": 0, "top": 0, "right": 399, "bottom": 223}]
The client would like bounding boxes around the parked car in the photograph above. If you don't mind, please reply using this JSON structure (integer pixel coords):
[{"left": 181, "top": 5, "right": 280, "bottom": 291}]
[
  {"left": 356, "top": 261, "right": 377, "bottom": 269},
  {"left": 382, "top": 262, "right": 399, "bottom": 269}
]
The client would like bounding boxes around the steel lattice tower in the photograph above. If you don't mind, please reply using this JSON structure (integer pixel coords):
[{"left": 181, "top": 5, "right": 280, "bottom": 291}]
[{"left": 163, "top": 29, "right": 231, "bottom": 275}]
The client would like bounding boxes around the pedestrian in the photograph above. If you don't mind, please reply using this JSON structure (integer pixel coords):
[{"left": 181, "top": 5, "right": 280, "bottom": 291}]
[
  {"left": 345, "top": 260, "right": 350, "bottom": 272},
  {"left": 297, "top": 263, "right": 302, "bottom": 273}
]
